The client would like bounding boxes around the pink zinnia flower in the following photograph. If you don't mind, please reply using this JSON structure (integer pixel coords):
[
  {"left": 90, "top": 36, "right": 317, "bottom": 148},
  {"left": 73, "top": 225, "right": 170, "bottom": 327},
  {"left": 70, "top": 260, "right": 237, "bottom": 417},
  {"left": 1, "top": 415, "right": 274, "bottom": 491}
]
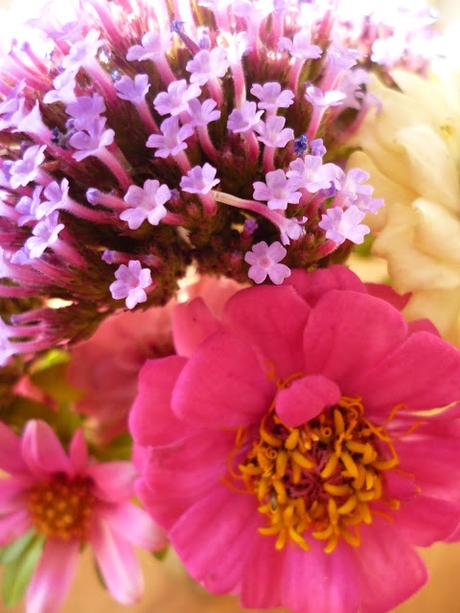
[
  {"left": 131, "top": 265, "right": 460, "bottom": 613},
  {"left": 0, "top": 420, "right": 166, "bottom": 613}
]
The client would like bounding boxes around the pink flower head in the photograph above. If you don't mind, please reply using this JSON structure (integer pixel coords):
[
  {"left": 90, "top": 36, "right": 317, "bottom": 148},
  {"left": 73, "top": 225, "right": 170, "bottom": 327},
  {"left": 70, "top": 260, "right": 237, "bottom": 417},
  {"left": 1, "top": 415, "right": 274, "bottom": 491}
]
[
  {"left": 120, "top": 179, "right": 171, "bottom": 230},
  {"left": 146, "top": 116, "right": 194, "bottom": 159},
  {"left": 250, "top": 82, "right": 295, "bottom": 112},
  {"left": 115, "top": 74, "right": 150, "bottom": 104},
  {"left": 180, "top": 163, "right": 220, "bottom": 195},
  {"left": 62, "top": 29, "right": 103, "bottom": 70},
  {"left": 255, "top": 116, "right": 294, "bottom": 148},
  {"left": 0, "top": 420, "right": 166, "bottom": 611},
  {"left": 66, "top": 94, "right": 106, "bottom": 130},
  {"left": 244, "top": 240, "right": 291, "bottom": 284},
  {"left": 153, "top": 79, "right": 201, "bottom": 117},
  {"left": 126, "top": 31, "right": 172, "bottom": 62},
  {"left": 109, "top": 260, "right": 152, "bottom": 309},
  {"left": 287, "top": 156, "right": 344, "bottom": 193},
  {"left": 319, "top": 205, "right": 370, "bottom": 246},
  {"left": 186, "top": 47, "right": 230, "bottom": 85},
  {"left": 227, "top": 101, "right": 263, "bottom": 133},
  {"left": 24, "top": 211, "right": 64, "bottom": 259},
  {"left": 305, "top": 84, "right": 346, "bottom": 108},
  {"left": 253, "top": 169, "right": 301, "bottom": 210},
  {"left": 10, "top": 145, "right": 46, "bottom": 189},
  {"left": 131, "top": 265, "right": 460, "bottom": 613},
  {"left": 279, "top": 30, "right": 322, "bottom": 60},
  {"left": 188, "top": 98, "right": 221, "bottom": 127},
  {"left": 69, "top": 118, "right": 114, "bottom": 162}
]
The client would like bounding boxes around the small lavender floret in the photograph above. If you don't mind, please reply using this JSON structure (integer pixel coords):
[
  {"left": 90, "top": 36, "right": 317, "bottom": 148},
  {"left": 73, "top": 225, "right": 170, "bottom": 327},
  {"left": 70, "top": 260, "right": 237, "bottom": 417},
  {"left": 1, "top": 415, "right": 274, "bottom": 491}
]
[
  {"left": 109, "top": 260, "right": 152, "bottom": 309},
  {"left": 120, "top": 180, "right": 171, "bottom": 230},
  {"left": 245, "top": 240, "right": 291, "bottom": 285}
]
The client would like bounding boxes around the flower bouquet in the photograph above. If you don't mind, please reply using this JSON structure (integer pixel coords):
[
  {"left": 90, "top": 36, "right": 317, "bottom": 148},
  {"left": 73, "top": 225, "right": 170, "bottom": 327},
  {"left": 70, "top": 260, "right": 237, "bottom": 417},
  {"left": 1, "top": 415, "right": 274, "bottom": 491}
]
[{"left": 0, "top": 1, "right": 459, "bottom": 612}]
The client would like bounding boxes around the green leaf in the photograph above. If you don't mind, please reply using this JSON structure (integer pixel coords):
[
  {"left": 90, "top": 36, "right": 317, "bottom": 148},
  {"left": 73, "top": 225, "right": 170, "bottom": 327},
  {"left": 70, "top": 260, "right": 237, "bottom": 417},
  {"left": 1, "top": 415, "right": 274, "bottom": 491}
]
[
  {"left": 2, "top": 536, "right": 44, "bottom": 608},
  {"left": 30, "top": 349, "right": 70, "bottom": 374},
  {"left": 0, "top": 531, "right": 35, "bottom": 565},
  {"left": 30, "top": 363, "right": 81, "bottom": 406}
]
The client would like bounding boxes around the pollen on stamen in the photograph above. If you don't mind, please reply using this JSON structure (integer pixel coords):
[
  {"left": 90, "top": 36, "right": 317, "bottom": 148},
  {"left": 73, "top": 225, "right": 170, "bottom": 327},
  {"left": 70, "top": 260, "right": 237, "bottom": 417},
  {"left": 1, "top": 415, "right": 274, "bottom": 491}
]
[{"left": 227, "top": 394, "right": 402, "bottom": 554}]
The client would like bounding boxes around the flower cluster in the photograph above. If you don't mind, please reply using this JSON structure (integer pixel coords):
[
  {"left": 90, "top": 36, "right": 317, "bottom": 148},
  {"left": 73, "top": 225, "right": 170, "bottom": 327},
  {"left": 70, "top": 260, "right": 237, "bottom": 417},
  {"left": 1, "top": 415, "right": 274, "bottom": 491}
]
[{"left": 0, "top": 0, "right": 433, "bottom": 364}]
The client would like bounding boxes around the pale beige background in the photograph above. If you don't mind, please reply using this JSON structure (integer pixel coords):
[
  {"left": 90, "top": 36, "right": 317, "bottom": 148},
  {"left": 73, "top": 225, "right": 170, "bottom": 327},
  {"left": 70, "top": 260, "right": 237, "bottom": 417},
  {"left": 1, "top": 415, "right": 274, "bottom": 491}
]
[{"left": 1, "top": 0, "right": 460, "bottom": 611}]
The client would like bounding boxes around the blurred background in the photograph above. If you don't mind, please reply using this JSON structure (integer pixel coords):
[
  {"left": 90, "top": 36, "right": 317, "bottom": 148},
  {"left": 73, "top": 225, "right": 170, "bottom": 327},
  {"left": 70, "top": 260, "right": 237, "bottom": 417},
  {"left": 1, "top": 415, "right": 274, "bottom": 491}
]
[{"left": 1, "top": 0, "right": 460, "bottom": 611}]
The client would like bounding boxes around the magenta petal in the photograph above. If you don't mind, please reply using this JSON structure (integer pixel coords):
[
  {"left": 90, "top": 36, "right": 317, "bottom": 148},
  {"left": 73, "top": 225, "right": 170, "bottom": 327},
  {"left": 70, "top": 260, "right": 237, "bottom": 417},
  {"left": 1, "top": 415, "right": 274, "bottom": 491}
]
[
  {"left": 395, "top": 496, "right": 460, "bottom": 546},
  {"left": 91, "top": 519, "right": 144, "bottom": 605},
  {"left": 222, "top": 285, "right": 310, "bottom": 379},
  {"left": 407, "top": 318, "right": 440, "bottom": 336},
  {"left": 68, "top": 429, "right": 88, "bottom": 474},
  {"left": 354, "top": 520, "right": 427, "bottom": 613},
  {"left": 281, "top": 542, "right": 359, "bottom": 613},
  {"left": 139, "top": 430, "right": 234, "bottom": 529},
  {"left": 276, "top": 374, "right": 340, "bottom": 427},
  {"left": 286, "top": 265, "right": 365, "bottom": 307},
  {"left": 129, "top": 356, "right": 189, "bottom": 447},
  {"left": 87, "top": 462, "right": 135, "bottom": 502},
  {"left": 0, "top": 509, "right": 30, "bottom": 546},
  {"left": 365, "top": 282, "right": 410, "bottom": 311},
  {"left": 0, "top": 422, "right": 28, "bottom": 474},
  {"left": 240, "top": 535, "right": 285, "bottom": 609},
  {"left": 101, "top": 502, "right": 167, "bottom": 551},
  {"left": 170, "top": 485, "right": 259, "bottom": 594},
  {"left": 26, "top": 539, "right": 79, "bottom": 613},
  {"left": 172, "top": 298, "right": 221, "bottom": 357},
  {"left": 172, "top": 331, "right": 275, "bottom": 428},
  {"left": 302, "top": 290, "right": 408, "bottom": 392},
  {"left": 22, "top": 421, "right": 71, "bottom": 477},
  {"left": 356, "top": 331, "right": 460, "bottom": 415}
]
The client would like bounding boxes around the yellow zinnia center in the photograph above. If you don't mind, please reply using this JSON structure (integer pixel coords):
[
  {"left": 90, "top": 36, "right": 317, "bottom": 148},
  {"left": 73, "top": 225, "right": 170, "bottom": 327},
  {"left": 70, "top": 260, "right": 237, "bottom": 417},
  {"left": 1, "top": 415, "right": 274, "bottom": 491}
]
[{"left": 230, "top": 395, "right": 401, "bottom": 553}]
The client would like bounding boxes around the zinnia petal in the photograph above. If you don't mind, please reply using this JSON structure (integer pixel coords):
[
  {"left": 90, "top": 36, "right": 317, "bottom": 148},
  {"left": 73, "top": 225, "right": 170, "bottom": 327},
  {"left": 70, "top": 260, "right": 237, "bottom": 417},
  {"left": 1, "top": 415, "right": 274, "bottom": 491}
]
[
  {"left": 101, "top": 502, "right": 168, "bottom": 551},
  {"left": 172, "top": 298, "right": 221, "bottom": 357}
]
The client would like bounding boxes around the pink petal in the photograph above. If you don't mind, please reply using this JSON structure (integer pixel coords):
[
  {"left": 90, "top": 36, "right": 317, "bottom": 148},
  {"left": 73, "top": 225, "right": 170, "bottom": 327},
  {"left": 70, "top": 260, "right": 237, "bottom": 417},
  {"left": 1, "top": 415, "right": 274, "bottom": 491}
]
[
  {"left": 275, "top": 374, "right": 340, "bottom": 427},
  {"left": 172, "top": 331, "right": 275, "bottom": 428},
  {"left": 302, "top": 290, "right": 408, "bottom": 392},
  {"left": 87, "top": 462, "right": 135, "bottom": 503},
  {"left": 21, "top": 421, "right": 71, "bottom": 477},
  {"left": 27, "top": 539, "right": 79, "bottom": 613},
  {"left": 170, "top": 485, "right": 259, "bottom": 594},
  {"left": 100, "top": 502, "right": 167, "bottom": 551},
  {"left": 240, "top": 535, "right": 285, "bottom": 609},
  {"left": 395, "top": 496, "right": 460, "bottom": 546},
  {"left": 286, "top": 265, "right": 365, "bottom": 307},
  {"left": 365, "top": 282, "right": 410, "bottom": 311},
  {"left": 281, "top": 542, "right": 359, "bottom": 613},
  {"left": 91, "top": 519, "right": 144, "bottom": 605},
  {"left": 0, "top": 478, "right": 30, "bottom": 513},
  {"left": 222, "top": 285, "right": 310, "bottom": 379},
  {"left": 138, "top": 429, "right": 234, "bottom": 529},
  {"left": 129, "top": 356, "right": 189, "bottom": 448},
  {"left": 0, "top": 509, "right": 30, "bottom": 546},
  {"left": 355, "top": 331, "right": 460, "bottom": 415},
  {"left": 172, "top": 298, "right": 221, "bottom": 357},
  {"left": 407, "top": 318, "right": 440, "bottom": 336},
  {"left": 353, "top": 520, "right": 427, "bottom": 613},
  {"left": 0, "top": 422, "right": 27, "bottom": 474},
  {"left": 68, "top": 429, "right": 88, "bottom": 475}
]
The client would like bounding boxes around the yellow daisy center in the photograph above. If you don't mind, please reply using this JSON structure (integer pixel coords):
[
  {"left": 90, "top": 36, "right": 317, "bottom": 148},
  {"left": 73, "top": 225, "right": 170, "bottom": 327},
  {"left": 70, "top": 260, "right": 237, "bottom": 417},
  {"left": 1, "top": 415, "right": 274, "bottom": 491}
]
[{"left": 27, "top": 474, "right": 95, "bottom": 542}]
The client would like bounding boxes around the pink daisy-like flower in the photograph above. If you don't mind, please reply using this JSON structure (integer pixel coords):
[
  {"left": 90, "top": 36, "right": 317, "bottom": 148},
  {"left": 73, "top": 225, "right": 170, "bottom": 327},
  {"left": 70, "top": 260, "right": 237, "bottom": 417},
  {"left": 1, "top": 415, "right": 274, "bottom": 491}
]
[
  {"left": 131, "top": 265, "right": 460, "bottom": 613},
  {"left": 0, "top": 420, "right": 166, "bottom": 612}
]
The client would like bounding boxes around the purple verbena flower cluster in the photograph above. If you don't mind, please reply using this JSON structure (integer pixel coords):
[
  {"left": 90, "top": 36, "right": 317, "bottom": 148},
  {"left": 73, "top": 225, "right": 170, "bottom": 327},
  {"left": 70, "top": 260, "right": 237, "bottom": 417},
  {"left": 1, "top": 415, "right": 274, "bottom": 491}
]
[{"left": 0, "top": 0, "right": 435, "bottom": 364}]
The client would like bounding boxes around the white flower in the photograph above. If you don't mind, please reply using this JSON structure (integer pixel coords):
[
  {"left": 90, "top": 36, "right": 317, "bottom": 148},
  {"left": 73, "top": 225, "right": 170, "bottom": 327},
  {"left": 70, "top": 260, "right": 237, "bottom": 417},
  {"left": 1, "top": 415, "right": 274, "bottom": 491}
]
[{"left": 349, "top": 66, "right": 460, "bottom": 344}]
